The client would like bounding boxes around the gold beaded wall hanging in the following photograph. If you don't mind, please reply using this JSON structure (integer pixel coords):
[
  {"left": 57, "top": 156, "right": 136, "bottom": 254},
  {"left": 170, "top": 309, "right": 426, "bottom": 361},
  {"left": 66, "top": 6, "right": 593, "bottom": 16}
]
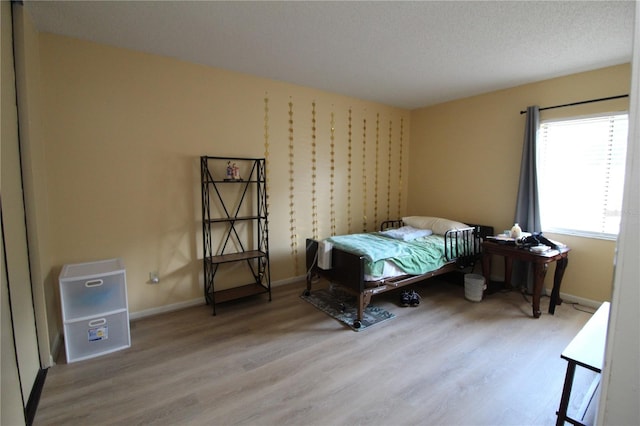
[
  {"left": 263, "top": 95, "right": 270, "bottom": 213},
  {"left": 347, "top": 109, "right": 353, "bottom": 234},
  {"left": 362, "top": 117, "right": 368, "bottom": 232},
  {"left": 310, "top": 102, "right": 318, "bottom": 239},
  {"left": 398, "top": 117, "right": 404, "bottom": 218},
  {"left": 329, "top": 110, "right": 336, "bottom": 236},
  {"left": 288, "top": 98, "right": 299, "bottom": 274},
  {"left": 387, "top": 119, "right": 393, "bottom": 221},
  {"left": 374, "top": 113, "right": 380, "bottom": 227}
]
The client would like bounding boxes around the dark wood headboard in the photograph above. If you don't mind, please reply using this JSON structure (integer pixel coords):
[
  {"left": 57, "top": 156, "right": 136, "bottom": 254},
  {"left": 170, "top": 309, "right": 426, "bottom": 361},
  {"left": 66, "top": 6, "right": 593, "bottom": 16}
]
[{"left": 380, "top": 219, "right": 494, "bottom": 240}]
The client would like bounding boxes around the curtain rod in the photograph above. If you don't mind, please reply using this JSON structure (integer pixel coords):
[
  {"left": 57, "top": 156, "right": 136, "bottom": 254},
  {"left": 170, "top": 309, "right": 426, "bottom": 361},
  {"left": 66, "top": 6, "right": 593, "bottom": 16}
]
[{"left": 519, "top": 94, "right": 629, "bottom": 114}]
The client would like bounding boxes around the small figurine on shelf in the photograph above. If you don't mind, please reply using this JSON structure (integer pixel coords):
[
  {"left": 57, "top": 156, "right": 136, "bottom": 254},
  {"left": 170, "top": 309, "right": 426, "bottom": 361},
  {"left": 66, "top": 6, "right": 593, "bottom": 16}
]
[
  {"left": 232, "top": 163, "right": 242, "bottom": 181},
  {"left": 223, "top": 161, "right": 242, "bottom": 181},
  {"left": 225, "top": 161, "right": 234, "bottom": 181}
]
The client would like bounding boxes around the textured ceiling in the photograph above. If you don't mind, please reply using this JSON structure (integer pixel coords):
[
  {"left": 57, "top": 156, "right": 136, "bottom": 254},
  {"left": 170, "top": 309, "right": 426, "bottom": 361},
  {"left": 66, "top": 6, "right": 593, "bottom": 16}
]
[{"left": 24, "top": 0, "right": 635, "bottom": 109}]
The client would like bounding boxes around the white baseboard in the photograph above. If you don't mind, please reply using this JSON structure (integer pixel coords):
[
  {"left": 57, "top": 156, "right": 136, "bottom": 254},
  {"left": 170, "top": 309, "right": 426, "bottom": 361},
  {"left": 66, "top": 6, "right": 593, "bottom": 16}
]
[
  {"left": 545, "top": 287, "right": 604, "bottom": 309},
  {"left": 49, "top": 332, "right": 63, "bottom": 366},
  {"left": 272, "top": 275, "right": 306, "bottom": 287},
  {"left": 126, "top": 274, "right": 603, "bottom": 321},
  {"left": 255, "top": 274, "right": 607, "bottom": 311},
  {"left": 129, "top": 276, "right": 307, "bottom": 320},
  {"left": 129, "top": 298, "right": 205, "bottom": 320}
]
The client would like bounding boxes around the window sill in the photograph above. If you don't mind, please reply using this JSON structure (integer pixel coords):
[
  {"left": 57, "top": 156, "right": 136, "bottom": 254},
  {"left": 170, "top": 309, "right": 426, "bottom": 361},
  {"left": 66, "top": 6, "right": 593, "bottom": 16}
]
[{"left": 543, "top": 228, "right": 618, "bottom": 242}]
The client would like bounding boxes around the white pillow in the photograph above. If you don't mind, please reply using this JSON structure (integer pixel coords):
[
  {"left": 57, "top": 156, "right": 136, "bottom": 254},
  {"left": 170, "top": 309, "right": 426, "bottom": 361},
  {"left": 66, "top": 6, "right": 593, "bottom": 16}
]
[
  {"left": 402, "top": 216, "right": 469, "bottom": 235},
  {"left": 380, "top": 226, "right": 433, "bottom": 241}
]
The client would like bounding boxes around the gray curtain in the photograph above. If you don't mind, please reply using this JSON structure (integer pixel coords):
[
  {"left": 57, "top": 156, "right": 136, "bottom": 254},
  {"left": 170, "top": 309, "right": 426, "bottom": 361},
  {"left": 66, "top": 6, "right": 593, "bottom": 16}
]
[{"left": 513, "top": 105, "right": 541, "bottom": 292}]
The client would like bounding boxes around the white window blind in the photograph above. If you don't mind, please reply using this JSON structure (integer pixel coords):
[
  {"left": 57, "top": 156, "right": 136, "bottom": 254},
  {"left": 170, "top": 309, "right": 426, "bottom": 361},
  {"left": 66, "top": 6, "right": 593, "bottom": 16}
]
[{"left": 537, "top": 113, "right": 628, "bottom": 239}]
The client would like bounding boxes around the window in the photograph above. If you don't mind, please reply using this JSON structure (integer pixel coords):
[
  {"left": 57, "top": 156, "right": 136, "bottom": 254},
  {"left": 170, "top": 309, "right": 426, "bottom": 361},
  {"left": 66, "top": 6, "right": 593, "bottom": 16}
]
[{"left": 537, "top": 113, "right": 628, "bottom": 239}]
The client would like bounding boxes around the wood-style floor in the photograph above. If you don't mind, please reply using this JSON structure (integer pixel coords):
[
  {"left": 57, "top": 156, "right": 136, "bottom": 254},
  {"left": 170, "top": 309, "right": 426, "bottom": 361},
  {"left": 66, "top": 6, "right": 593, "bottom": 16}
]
[{"left": 35, "top": 277, "right": 597, "bottom": 426}]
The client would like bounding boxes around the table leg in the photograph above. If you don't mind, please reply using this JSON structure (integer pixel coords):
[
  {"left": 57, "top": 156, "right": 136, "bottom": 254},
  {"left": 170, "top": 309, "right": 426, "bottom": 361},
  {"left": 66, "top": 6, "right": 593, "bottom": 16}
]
[
  {"left": 504, "top": 257, "right": 513, "bottom": 288},
  {"left": 556, "top": 361, "right": 577, "bottom": 426},
  {"left": 549, "top": 256, "right": 569, "bottom": 315},
  {"left": 532, "top": 263, "right": 548, "bottom": 318},
  {"left": 482, "top": 252, "right": 491, "bottom": 287}
]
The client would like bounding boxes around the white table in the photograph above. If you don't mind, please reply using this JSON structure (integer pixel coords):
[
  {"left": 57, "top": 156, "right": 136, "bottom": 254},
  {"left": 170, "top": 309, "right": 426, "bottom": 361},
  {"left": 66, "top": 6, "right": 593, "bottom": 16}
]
[{"left": 556, "top": 301, "right": 609, "bottom": 426}]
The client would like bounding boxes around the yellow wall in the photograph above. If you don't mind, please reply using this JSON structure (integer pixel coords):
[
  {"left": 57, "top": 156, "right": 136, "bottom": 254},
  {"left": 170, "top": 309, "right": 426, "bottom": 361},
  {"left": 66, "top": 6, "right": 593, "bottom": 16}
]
[
  {"left": 38, "top": 34, "right": 410, "bottom": 315},
  {"left": 409, "top": 64, "right": 630, "bottom": 302},
  {"left": 2, "top": 2, "right": 30, "bottom": 423},
  {"left": 11, "top": 2, "right": 58, "bottom": 366},
  {"left": 20, "top": 16, "right": 629, "bottom": 353}
]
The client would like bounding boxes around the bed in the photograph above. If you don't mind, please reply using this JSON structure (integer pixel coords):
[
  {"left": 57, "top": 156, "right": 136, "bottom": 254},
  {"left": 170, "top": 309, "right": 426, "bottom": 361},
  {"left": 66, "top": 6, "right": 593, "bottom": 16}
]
[{"left": 305, "top": 216, "right": 493, "bottom": 328}]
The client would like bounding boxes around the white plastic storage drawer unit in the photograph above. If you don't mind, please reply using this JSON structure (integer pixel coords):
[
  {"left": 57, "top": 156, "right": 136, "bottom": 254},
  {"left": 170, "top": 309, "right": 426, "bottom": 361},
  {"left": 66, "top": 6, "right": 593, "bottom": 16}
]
[{"left": 59, "top": 258, "right": 130, "bottom": 363}]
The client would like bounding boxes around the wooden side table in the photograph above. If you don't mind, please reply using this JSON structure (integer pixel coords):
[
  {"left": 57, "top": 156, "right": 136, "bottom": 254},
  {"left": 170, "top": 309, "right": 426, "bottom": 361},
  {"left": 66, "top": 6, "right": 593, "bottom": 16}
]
[{"left": 482, "top": 240, "right": 570, "bottom": 318}]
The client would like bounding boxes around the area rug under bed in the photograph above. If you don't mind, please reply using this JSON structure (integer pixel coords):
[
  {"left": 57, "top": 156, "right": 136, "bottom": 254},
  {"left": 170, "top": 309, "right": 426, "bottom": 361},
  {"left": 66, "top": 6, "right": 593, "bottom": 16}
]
[{"left": 300, "top": 287, "right": 396, "bottom": 331}]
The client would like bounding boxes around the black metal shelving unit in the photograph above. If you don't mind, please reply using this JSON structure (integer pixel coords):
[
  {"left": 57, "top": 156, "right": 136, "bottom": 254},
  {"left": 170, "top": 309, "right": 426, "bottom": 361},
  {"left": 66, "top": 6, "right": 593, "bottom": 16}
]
[{"left": 200, "top": 156, "right": 271, "bottom": 315}]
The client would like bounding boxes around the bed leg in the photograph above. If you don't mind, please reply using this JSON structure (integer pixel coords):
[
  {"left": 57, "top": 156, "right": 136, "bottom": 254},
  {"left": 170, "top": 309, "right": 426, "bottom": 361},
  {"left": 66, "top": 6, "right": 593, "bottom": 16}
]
[
  {"left": 363, "top": 292, "right": 372, "bottom": 309},
  {"left": 355, "top": 295, "right": 364, "bottom": 329},
  {"left": 305, "top": 238, "right": 319, "bottom": 296},
  {"left": 355, "top": 293, "right": 373, "bottom": 329},
  {"left": 304, "top": 273, "right": 312, "bottom": 296}
]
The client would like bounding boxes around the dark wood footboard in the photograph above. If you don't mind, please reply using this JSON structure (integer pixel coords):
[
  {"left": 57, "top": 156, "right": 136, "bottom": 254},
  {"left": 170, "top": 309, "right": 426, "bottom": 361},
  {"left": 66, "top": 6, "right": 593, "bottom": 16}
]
[
  {"left": 306, "top": 238, "right": 371, "bottom": 326},
  {"left": 306, "top": 238, "right": 365, "bottom": 294}
]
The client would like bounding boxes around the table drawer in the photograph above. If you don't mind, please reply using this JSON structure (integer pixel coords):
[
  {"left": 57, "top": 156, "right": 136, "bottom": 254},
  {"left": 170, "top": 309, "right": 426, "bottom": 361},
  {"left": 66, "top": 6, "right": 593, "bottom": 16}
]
[
  {"left": 60, "top": 272, "right": 127, "bottom": 321},
  {"left": 64, "top": 310, "right": 130, "bottom": 363}
]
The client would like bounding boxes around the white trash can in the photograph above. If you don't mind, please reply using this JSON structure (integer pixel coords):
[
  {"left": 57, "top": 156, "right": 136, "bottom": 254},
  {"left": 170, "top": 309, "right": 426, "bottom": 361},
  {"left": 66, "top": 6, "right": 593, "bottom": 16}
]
[{"left": 464, "top": 274, "right": 486, "bottom": 302}]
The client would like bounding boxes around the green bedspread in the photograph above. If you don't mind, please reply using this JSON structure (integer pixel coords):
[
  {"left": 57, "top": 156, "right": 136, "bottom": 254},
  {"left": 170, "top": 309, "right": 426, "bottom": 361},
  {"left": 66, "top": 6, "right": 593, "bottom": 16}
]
[{"left": 326, "top": 233, "right": 447, "bottom": 277}]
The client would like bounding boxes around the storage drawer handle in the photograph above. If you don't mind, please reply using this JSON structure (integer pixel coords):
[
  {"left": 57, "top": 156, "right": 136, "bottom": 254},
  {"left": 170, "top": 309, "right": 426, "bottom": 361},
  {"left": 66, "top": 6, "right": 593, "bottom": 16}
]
[
  {"left": 88, "top": 318, "right": 106, "bottom": 327},
  {"left": 85, "top": 279, "right": 104, "bottom": 288}
]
